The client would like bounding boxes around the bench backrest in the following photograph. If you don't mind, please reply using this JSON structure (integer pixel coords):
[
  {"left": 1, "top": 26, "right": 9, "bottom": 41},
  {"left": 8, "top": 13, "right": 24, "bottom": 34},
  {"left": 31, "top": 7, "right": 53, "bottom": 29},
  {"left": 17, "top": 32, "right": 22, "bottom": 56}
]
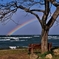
[
  {"left": 29, "top": 43, "right": 52, "bottom": 50},
  {"left": 29, "top": 43, "right": 41, "bottom": 49}
]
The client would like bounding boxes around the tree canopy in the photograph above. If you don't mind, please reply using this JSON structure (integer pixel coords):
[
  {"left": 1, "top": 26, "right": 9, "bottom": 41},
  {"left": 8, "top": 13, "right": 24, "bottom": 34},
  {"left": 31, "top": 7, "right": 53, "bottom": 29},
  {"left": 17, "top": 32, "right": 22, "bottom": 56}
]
[{"left": 0, "top": 0, "right": 59, "bottom": 26}]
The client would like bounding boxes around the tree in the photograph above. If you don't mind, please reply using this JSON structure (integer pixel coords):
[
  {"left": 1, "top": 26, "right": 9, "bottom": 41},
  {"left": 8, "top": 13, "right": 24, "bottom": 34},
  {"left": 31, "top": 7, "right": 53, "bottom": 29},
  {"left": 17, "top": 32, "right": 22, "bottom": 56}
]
[{"left": 0, "top": 0, "right": 59, "bottom": 53}]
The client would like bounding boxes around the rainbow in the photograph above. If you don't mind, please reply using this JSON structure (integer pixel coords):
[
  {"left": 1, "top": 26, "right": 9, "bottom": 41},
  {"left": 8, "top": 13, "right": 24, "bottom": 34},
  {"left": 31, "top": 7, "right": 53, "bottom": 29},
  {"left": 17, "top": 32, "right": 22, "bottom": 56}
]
[{"left": 7, "top": 18, "right": 37, "bottom": 35}]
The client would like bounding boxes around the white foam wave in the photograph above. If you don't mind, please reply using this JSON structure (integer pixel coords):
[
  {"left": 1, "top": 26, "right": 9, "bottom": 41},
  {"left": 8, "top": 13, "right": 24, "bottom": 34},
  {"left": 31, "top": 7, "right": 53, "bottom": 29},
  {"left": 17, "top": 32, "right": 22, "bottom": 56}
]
[
  {"left": 34, "top": 35, "right": 40, "bottom": 37},
  {"left": 19, "top": 37, "right": 32, "bottom": 39},
  {"left": 48, "top": 36, "right": 59, "bottom": 39},
  {"left": 0, "top": 39, "right": 10, "bottom": 41},
  {"left": 20, "top": 40, "right": 25, "bottom": 41}
]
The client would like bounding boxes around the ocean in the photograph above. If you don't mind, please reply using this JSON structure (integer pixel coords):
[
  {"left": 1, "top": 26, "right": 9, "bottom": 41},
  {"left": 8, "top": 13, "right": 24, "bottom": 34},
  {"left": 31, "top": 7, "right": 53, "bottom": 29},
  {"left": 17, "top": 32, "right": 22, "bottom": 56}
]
[{"left": 0, "top": 35, "right": 59, "bottom": 49}]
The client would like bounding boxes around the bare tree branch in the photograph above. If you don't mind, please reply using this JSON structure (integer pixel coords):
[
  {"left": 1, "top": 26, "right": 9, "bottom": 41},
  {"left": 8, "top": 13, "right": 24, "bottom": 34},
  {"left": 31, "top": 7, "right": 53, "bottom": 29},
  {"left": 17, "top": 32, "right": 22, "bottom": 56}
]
[
  {"left": 30, "top": 9, "right": 45, "bottom": 13},
  {"left": 0, "top": 1, "right": 43, "bottom": 25},
  {"left": 47, "top": 6, "right": 59, "bottom": 28},
  {"left": 48, "top": 0, "right": 59, "bottom": 7},
  {"left": 41, "top": 0, "right": 50, "bottom": 28},
  {"left": 16, "top": 5, "right": 42, "bottom": 25},
  {"left": 0, "top": 9, "right": 17, "bottom": 21}
]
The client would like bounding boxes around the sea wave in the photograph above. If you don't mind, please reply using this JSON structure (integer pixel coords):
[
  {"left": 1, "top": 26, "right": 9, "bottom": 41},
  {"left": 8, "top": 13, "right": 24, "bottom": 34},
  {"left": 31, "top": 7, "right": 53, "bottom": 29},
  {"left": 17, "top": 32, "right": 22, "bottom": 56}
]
[
  {"left": 19, "top": 37, "right": 32, "bottom": 39},
  {"left": 48, "top": 36, "right": 59, "bottom": 39},
  {"left": 19, "top": 40, "right": 26, "bottom": 41},
  {"left": 34, "top": 35, "right": 40, "bottom": 37},
  {"left": 0, "top": 39, "right": 10, "bottom": 41}
]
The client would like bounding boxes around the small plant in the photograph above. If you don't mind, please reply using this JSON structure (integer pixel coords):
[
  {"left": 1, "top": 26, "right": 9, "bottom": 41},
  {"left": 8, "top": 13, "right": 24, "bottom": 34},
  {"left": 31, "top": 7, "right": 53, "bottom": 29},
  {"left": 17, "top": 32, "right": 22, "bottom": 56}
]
[{"left": 37, "top": 51, "right": 53, "bottom": 59}]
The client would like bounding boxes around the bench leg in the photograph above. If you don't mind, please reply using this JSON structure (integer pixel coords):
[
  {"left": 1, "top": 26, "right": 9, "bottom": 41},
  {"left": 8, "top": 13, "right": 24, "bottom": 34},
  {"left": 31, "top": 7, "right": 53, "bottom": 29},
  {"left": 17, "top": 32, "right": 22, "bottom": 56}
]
[
  {"left": 29, "top": 48, "right": 34, "bottom": 54},
  {"left": 29, "top": 48, "right": 31, "bottom": 53}
]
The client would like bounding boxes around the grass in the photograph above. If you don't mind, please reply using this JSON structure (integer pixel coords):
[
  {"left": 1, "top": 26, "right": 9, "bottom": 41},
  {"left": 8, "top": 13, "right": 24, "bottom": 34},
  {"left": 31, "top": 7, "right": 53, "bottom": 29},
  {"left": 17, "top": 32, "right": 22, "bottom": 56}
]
[
  {"left": 0, "top": 47, "right": 59, "bottom": 59},
  {"left": 0, "top": 49, "right": 30, "bottom": 59},
  {"left": 0, "top": 49, "right": 25, "bottom": 55}
]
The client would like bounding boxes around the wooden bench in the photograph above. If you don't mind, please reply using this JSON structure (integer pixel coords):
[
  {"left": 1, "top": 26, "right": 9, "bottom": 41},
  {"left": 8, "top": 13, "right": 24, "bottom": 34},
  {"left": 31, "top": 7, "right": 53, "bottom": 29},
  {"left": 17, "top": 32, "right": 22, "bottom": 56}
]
[{"left": 28, "top": 43, "right": 52, "bottom": 53}]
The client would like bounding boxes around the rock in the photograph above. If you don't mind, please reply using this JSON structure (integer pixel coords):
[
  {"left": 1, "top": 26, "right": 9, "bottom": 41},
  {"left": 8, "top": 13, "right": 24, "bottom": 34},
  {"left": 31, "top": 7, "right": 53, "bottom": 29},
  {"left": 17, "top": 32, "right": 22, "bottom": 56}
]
[
  {"left": 39, "top": 57, "right": 41, "bottom": 59},
  {"left": 45, "top": 54, "right": 52, "bottom": 59},
  {"left": 30, "top": 53, "right": 38, "bottom": 59},
  {"left": 53, "top": 49, "right": 59, "bottom": 55}
]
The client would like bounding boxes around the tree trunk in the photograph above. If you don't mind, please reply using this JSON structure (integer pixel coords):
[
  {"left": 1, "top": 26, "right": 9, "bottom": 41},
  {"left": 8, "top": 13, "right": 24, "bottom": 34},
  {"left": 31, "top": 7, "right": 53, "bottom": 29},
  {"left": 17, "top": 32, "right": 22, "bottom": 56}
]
[{"left": 41, "top": 29, "right": 49, "bottom": 54}]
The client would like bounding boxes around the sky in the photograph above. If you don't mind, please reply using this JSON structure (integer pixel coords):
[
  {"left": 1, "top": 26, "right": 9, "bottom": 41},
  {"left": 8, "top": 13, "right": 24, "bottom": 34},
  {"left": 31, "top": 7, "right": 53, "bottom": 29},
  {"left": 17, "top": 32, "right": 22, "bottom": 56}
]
[{"left": 0, "top": 0, "right": 59, "bottom": 35}]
